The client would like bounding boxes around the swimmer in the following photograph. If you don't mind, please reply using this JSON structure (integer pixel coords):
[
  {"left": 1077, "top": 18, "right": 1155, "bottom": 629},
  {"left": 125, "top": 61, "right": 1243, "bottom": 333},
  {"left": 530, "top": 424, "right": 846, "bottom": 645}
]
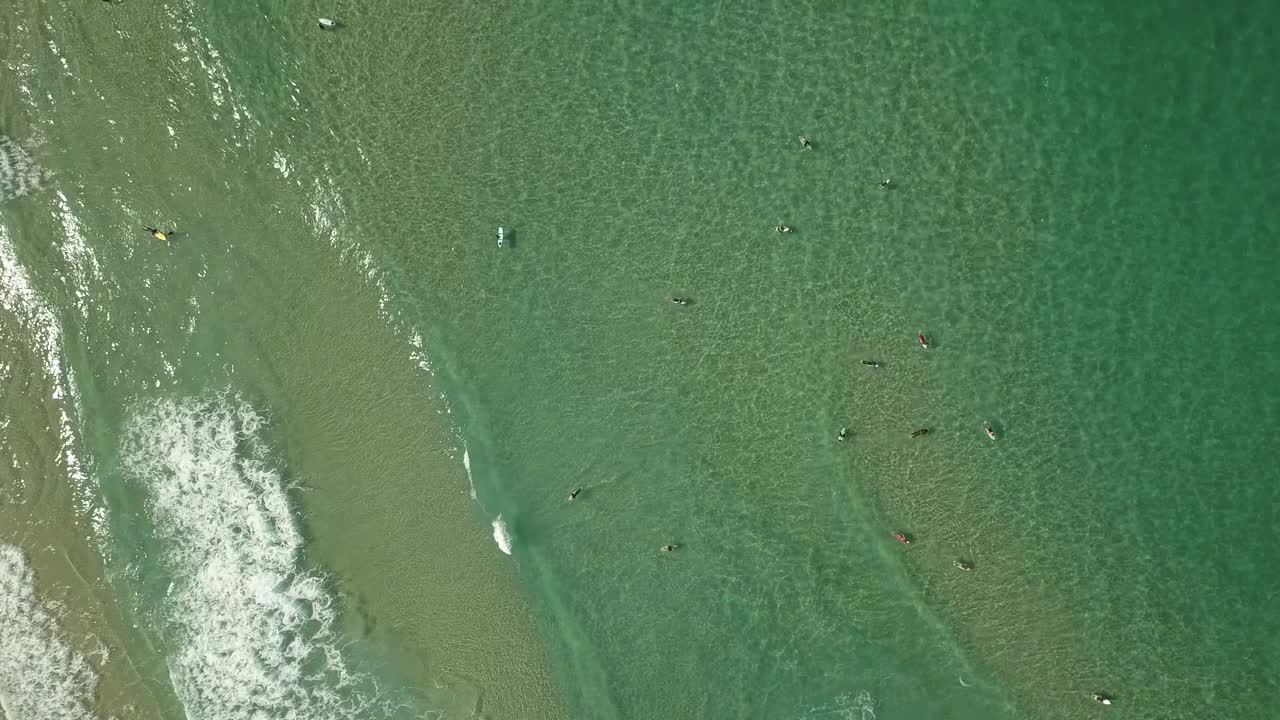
[
  {"left": 880, "top": 178, "right": 892, "bottom": 188},
  {"left": 837, "top": 427, "right": 849, "bottom": 443},
  {"left": 954, "top": 559, "right": 973, "bottom": 571},
  {"left": 861, "top": 360, "right": 880, "bottom": 368},
  {"left": 568, "top": 488, "right": 582, "bottom": 501},
  {"left": 668, "top": 296, "right": 689, "bottom": 306},
  {"left": 798, "top": 135, "right": 812, "bottom": 149},
  {"left": 911, "top": 428, "right": 929, "bottom": 438},
  {"left": 143, "top": 225, "right": 174, "bottom": 241},
  {"left": 1091, "top": 693, "right": 1113, "bottom": 706},
  {"left": 660, "top": 544, "right": 679, "bottom": 552}
]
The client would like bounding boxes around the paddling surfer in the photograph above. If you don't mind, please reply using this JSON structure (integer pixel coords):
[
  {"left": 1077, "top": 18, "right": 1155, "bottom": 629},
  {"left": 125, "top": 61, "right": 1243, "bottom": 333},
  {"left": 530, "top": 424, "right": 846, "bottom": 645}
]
[{"left": 144, "top": 225, "right": 175, "bottom": 241}]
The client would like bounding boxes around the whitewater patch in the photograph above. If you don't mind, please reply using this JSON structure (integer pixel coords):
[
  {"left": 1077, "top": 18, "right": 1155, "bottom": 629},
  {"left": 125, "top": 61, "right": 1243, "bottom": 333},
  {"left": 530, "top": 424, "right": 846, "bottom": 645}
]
[
  {"left": 120, "top": 395, "right": 398, "bottom": 719},
  {"left": 0, "top": 543, "right": 98, "bottom": 720},
  {"left": 0, "top": 136, "right": 44, "bottom": 203},
  {"left": 462, "top": 446, "right": 477, "bottom": 499},
  {"left": 491, "top": 515, "right": 513, "bottom": 555}
]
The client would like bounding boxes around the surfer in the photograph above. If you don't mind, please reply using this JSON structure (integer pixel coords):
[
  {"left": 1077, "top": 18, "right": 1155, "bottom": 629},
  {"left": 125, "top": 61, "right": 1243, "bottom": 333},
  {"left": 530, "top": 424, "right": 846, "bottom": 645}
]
[
  {"left": 668, "top": 296, "right": 689, "bottom": 306},
  {"left": 143, "top": 225, "right": 174, "bottom": 241},
  {"left": 318, "top": 17, "right": 338, "bottom": 29},
  {"left": 774, "top": 224, "right": 793, "bottom": 233},
  {"left": 954, "top": 559, "right": 973, "bottom": 571},
  {"left": 983, "top": 422, "right": 996, "bottom": 440},
  {"left": 798, "top": 135, "right": 812, "bottom": 149},
  {"left": 911, "top": 428, "right": 929, "bottom": 438},
  {"left": 660, "top": 544, "right": 679, "bottom": 552},
  {"left": 891, "top": 531, "right": 910, "bottom": 545},
  {"left": 918, "top": 332, "right": 929, "bottom": 350},
  {"left": 568, "top": 488, "right": 582, "bottom": 501},
  {"left": 861, "top": 360, "right": 880, "bottom": 368},
  {"left": 837, "top": 427, "right": 849, "bottom": 443},
  {"left": 1091, "top": 693, "right": 1113, "bottom": 706},
  {"left": 880, "top": 178, "right": 892, "bottom": 188}
]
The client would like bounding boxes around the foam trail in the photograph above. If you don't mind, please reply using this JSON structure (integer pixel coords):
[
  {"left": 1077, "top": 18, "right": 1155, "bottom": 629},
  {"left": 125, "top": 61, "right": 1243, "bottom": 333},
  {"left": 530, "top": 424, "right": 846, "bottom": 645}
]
[
  {"left": 462, "top": 446, "right": 477, "bottom": 499},
  {"left": 491, "top": 515, "right": 513, "bottom": 555},
  {"left": 121, "top": 395, "right": 397, "bottom": 719},
  {"left": 0, "top": 543, "right": 98, "bottom": 720}
]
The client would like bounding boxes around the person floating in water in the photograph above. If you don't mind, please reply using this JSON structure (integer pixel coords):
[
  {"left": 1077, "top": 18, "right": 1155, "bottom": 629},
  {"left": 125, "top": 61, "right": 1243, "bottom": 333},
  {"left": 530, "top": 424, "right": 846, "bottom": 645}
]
[
  {"left": 660, "top": 544, "right": 679, "bottom": 552},
  {"left": 568, "top": 488, "right": 582, "bottom": 501},
  {"left": 1091, "top": 693, "right": 1113, "bottom": 706},
  {"left": 837, "top": 427, "right": 849, "bottom": 443},
  {"left": 798, "top": 135, "right": 812, "bottom": 149},
  {"left": 668, "top": 296, "right": 689, "bottom": 306},
  {"left": 911, "top": 428, "right": 929, "bottom": 438},
  {"left": 861, "top": 360, "right": 880, "bottom": 368},
  {"left": 144, "top": 225, "right": 175, "bottom": 241},
  {"left": 774, "top": 224, "right": 793, "bottom": 233},
  {"left": 954, "top": 559, "right": 973, "bottom": 571}
]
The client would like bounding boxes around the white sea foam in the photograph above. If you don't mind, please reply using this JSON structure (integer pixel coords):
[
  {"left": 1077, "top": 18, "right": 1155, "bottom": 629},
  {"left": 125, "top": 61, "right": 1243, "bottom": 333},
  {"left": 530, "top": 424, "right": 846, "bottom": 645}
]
[
  {"left": 491, "top": 515, "right": 513, "bottom": 555},
  {"left": 272, "top": 150, "right": 291, "bottom": 179},
  {"left": 0, "top": 136, "right": 44, "bottom": 203},
  {"left": 788, "top": 690, "right": 877, "bottom": 720},
  {"left": 0, "top": 543, "right": 98, "bottom": 720},
  {"left": 120, "top": 395, "right": 395, "bottom": 719},
  {"left": 462, "top": 446, "right": 477, "bottom": 499}
]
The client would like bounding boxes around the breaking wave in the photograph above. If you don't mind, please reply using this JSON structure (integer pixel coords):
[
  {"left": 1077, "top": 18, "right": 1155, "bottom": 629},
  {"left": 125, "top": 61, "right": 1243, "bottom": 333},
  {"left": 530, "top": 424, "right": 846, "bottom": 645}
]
[{"left": 120, "top": 395, "right": 401, "bottom": 719}]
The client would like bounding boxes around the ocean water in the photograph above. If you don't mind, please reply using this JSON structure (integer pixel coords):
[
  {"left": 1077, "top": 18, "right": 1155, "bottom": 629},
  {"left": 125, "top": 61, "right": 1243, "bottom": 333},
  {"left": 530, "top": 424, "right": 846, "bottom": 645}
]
[{"left": 1, "top": 2, "right": 1278, "bottom": 719}]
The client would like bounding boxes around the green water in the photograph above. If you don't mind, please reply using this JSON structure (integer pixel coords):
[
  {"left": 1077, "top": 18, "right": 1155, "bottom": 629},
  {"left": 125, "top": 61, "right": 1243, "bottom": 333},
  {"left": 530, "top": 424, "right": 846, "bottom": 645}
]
[{"left": 1, "top": 1, "right": 1278, "bottom": 719}]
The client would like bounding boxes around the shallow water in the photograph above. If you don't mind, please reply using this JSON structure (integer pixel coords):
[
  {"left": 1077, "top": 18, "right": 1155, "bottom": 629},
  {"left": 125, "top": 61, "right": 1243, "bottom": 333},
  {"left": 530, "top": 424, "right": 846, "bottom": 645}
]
[{"left": 1, "top": 1, "right": 1278, "bottom": 719}]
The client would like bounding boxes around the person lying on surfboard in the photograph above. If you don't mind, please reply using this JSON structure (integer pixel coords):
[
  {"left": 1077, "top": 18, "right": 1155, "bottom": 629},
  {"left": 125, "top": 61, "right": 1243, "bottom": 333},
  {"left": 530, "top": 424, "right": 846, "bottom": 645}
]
[{"left": 144, "top": 225, "right": 176, "bottom": 241}]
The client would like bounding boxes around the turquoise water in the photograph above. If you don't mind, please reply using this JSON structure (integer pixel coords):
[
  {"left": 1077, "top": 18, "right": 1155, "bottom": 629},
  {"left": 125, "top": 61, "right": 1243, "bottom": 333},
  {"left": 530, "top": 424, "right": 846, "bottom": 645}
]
[{"left": 1, "top": 1, "right": 1278, "bottom": 719}]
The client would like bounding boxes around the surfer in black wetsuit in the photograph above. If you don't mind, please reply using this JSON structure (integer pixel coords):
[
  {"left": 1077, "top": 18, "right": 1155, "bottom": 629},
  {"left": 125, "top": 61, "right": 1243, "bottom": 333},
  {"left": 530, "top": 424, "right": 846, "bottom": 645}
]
[
  {"left": 837, "top": 427, "right": 850, "bottom": 443},
  {"left": 668, "top": 296, "right": 689, "bottom": 306},
  {"left": 660, "top": 544, "right": 678, "bottom": 552},
  {"left": 954, "top": 560, "right": 973, "bottom": 571},
  {"left": 1091, "top": 693, "right": 1113, "bottom": 706},
  {"left": 911, "top": 428, "right": 929, "bottom": 438},
  {"left": 568, "top": 488, "right": 582, "bottom": 501},
  {"left": 861, "top": 360, "right": 880, "bottom": 368},
  {"left": 144, "top": 226, "right": 175, "bottom": 241}
]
